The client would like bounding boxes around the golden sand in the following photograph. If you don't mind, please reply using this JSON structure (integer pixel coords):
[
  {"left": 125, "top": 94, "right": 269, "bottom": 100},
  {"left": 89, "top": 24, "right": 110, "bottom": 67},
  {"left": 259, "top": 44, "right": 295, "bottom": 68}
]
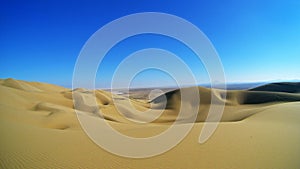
[{"left": 0, "top": 78, "right": 299, "bottom": 168}]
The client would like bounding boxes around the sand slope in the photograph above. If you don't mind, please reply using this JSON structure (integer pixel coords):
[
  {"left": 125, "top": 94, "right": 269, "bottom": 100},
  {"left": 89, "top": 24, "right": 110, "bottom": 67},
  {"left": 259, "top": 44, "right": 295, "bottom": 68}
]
[{"left": 0, "top": 78, "right": 300, "bottom": 169}]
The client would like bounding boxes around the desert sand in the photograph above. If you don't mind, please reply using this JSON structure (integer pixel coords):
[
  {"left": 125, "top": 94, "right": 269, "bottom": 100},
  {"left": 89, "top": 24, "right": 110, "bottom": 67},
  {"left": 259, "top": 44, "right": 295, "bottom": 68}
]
[{"left": 0, "top": 78, "right": 300, "bottom": 168}]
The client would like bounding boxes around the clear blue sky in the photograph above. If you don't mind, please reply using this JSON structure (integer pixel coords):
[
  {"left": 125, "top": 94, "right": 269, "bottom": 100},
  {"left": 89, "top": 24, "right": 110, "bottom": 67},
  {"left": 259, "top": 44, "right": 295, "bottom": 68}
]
[{"left": 1, "top": 0, "right": 300, "bottom": 88}]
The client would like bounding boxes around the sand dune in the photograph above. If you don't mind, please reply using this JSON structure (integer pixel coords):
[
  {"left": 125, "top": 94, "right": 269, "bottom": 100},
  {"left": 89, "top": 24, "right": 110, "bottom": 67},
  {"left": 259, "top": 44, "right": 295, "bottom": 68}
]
[
  {"left": 0, "top": 78, "right": 300, "bottom": 168},
  {"left": 150, "top": 86, "right": 300, "bottom": 122},
  {"left": 249, "top": 82, "right": 300, "bottom": 93}
]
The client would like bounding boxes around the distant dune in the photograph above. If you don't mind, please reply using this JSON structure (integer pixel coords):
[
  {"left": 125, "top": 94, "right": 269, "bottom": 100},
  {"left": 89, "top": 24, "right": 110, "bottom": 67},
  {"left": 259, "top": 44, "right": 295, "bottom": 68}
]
[
  {"left": 249, "top": 82, "right": 300, "bottom": 93},
  {"left": 151, "top": 85, "right": 300, "bottom": 122},
  {"left": 1, "top": 78, "right": 300, "bottom": 168},
  {"left": 152, "top": 85, "right": 300, "bottom": 105}
]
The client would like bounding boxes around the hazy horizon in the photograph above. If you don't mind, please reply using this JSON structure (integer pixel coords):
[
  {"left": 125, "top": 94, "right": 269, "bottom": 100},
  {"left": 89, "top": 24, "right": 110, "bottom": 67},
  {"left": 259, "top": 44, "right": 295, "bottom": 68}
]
[{"left": 1, "top": 77, "right": 299, "bottom": 90}]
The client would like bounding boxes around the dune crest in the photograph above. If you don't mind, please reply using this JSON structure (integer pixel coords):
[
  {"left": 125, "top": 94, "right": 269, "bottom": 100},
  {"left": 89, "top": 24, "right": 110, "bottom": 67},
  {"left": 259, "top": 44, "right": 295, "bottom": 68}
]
[{"left": 2, "top": 78, "right": 42, "bottom": 92}]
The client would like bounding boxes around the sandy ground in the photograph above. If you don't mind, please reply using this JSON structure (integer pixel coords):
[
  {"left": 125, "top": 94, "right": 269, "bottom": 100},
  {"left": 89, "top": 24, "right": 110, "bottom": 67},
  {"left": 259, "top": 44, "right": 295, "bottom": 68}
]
[{"left": 0, "top": 78, "right": 300, "bottom": 169}]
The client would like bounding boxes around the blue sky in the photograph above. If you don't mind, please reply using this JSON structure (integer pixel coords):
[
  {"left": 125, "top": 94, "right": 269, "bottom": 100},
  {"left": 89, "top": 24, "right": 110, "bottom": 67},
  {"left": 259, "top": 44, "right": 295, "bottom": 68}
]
[{"left": 1, "top": 0, "right": 300, "bottom": 88}]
